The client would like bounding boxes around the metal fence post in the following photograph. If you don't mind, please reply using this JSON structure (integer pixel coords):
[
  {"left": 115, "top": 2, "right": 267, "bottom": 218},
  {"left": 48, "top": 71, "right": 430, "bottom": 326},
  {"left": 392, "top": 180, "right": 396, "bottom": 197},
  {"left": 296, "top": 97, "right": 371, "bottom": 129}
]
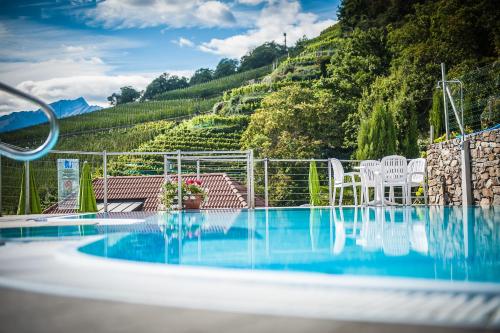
[
  {"left": 441, "top": 63, "right": 450, "bottom": 140},
  {"left": 264, "top": 158, "right": 269, "bottom": 207},
  {"left": 246, "top": 150, "right": 251, "bottom": 209},
  {"left": 0, "top": 154, "right": 2, "bottom": 217},
  {"left": 328, "top": 158, "right": 333, "bottom": 206},
  {"left": 163, "top": 155, "right": 169, "bottom": 181},
  {"left": 461, "top": 140, "right": 473, "bottom": 206},
  {"left": 196, "top": 159, "right": 200, "bottom": 180},
  {"left": 103, "top": 150, "right": 108, "bottom": 213},
  {"left": 177, "top": 150, "right": 182, "bottom": 210},
  {"left": 250, "top": 149, "right": 255, "bottom": 209},
  {"left": 25, "top": 160, "right": 30, "bottom": 215}
]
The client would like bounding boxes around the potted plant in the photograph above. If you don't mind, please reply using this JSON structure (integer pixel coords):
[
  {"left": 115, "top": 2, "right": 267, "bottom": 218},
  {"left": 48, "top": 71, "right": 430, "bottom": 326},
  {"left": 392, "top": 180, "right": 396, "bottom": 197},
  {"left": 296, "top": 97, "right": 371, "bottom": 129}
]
[{"left": 159, "top": 179, "right": 207, "bottom": 210}]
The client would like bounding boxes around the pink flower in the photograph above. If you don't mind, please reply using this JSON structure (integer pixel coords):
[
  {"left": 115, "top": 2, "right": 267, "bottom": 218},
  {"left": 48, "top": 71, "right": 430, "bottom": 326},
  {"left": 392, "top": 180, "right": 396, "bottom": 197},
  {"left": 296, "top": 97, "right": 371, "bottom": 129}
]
[
  {"left": 186, "top": 179, "right": 195, "bottom": 185},
  {"left": 195, "top": 179, "right": 202, "bottom": 186}
]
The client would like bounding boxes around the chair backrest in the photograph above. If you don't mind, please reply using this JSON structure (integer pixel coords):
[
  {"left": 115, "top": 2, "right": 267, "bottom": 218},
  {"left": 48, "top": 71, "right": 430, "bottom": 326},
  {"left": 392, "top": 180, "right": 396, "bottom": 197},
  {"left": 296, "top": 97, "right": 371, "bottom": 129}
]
[
  {"left": 407, "top": 158, "right": 426, "bottom": 183},
  {"left": 381, "top": 155, "right": 407, "bottom": 183},
  {"left": 360, "top": 160, "right": 381, "bottom": 187},
  {"left": 330, "top": 158, "right": 344, "bottom": 184}
]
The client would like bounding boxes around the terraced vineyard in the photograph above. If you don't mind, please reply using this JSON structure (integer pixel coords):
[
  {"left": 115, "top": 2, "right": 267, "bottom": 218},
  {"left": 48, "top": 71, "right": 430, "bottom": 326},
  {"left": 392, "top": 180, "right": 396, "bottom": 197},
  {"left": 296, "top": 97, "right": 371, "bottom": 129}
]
[
  {"left": 108, "top": 114, "right": 249, "bottom": 175},
  {"left": 153, "top": 65, "right": 272, "bottom": 101},
  {"left": 1, "top": 98, "right": 217, "bottom": 146}
]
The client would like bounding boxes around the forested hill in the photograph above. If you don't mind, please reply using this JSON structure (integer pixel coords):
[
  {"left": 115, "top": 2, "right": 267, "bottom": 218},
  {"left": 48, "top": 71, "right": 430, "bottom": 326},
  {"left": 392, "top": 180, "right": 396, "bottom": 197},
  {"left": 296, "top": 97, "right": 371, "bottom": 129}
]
[
  {"left": 2, "top": 0, "right": 498, "bottom": 157},
  {"left": 238, "top": 0, "right": 499, "bottom": 160}
]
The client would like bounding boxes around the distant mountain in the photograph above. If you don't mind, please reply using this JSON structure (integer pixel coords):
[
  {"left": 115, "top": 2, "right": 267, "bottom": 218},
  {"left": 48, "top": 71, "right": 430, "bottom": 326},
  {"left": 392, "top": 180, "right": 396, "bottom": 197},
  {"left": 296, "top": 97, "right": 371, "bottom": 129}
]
[{"left": 0, "top": 97, "right": 102, "bottom": 133}]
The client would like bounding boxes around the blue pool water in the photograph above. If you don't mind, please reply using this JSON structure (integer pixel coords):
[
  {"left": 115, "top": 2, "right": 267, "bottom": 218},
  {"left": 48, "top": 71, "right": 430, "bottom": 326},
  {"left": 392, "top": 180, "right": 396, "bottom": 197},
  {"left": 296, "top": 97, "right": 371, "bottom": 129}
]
[
  {"left": 73, "top": 206, "right": 500, "bottom": 283},
  {"left": 1, "top": 207, "right": 498, "bottom": 282}
]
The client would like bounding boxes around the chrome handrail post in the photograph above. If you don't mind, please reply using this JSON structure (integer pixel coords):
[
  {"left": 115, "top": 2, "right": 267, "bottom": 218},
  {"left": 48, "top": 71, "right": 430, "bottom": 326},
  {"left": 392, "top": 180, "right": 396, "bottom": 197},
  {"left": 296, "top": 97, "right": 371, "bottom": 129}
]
[
  {"left": 25, "top": 160, "right": 30, "bottom": 215},
  {"left": 264, "top": 158, "right": 269, "bottom": 207},
  {"left": 0, "top": 154, "right": 2, "bottom": 216},
  {"left": 103, "top": 150, "right": 108, "bottom": 213},
  {"left": 177, "top": 150, "right": 182, "bottom": 210},
  {"left": 328, "top": 158, "right": 333, "bottom": 206},
  {"left": 0, "top": 82, "right": 59, "bottom": 161}
]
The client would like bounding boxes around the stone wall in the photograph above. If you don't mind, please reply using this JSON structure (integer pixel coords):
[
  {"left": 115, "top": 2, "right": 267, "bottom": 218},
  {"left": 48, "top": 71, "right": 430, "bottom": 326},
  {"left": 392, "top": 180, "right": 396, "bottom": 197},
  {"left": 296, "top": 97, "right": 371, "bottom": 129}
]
[{"left": 426, "top": 128, "right": 500, "bottom": 206}]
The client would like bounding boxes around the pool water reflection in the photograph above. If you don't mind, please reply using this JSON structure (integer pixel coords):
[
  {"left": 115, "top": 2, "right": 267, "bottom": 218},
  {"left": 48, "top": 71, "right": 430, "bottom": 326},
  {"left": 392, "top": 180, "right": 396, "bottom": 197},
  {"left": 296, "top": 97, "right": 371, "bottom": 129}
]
[{"left": 79, "top": 206, "right": 500, "bottom": 283}]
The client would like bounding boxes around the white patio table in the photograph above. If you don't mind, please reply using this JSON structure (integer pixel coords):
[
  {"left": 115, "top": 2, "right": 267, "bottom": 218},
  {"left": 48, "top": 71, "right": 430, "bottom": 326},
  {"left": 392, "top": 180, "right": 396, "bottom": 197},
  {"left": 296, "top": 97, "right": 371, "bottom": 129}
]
[{"left": 355, "top": 165, "right": 401, "bottom": 206}]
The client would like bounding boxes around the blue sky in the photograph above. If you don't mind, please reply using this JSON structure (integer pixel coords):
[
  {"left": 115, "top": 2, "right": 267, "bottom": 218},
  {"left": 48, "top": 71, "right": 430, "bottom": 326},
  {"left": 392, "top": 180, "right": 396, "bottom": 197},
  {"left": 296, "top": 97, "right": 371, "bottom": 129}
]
[{"left": 0, "top": 0, "right": 340, "bottom": 112}]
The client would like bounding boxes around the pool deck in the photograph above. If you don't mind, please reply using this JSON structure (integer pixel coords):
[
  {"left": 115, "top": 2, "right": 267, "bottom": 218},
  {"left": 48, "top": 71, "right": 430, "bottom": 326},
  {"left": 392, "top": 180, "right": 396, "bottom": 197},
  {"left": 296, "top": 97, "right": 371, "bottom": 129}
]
[
  {"left": 0, "top": 213, "right": 499, "bottom": 331},
  {"left": 0, "top": 287, "right": 490, "bottom": 333},
  {"left": 0, "top": 237, "right": 498, "bottom": 330}
]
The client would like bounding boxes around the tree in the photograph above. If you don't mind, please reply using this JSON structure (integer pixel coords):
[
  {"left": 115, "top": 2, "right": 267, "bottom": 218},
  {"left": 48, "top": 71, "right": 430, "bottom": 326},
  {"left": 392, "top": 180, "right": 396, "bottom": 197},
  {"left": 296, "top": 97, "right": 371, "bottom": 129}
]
[
  {"left": 288, "top": 35, "right": 309, "bottom": 57},
  {"left": 241, "top": 84, "right": 340, "bottom": 158},
  {"left": 239, "top": 42, "right": 286, "bottom": 72},
  {"left": 308, "top": 160, "right": 321, "bottom": 206},
  {"left": 214, "top": 58, "right": 238, "bottom": 79},
  {"left": 190, "top": 68, "right": 214, "bottom": 85},
  {"left": 338, "top": 0, "right": 424, "bottom": 31},
  {"left": 107, "top": 86, "right": 140, "bottom": 106},
  {"left": 107, "top": 93, "right": 120, "bottom": 106},
  {"left": 429, "top": 89, "right": 443, "bottom": 140},
  {"left": 142, "top": 73, "right": 189, "bottom": 100},
  {"left": 389, "top": 82, "right": 419, "bottom": 157},
  {"left": 356, "top": 102, "right": 396, "bottom": 160},
  {"left": 324, "top": 27, "right": 390, "bottom": 149},
  {"left": 120, "top": 86, "right": 141, "bottom": 104}
]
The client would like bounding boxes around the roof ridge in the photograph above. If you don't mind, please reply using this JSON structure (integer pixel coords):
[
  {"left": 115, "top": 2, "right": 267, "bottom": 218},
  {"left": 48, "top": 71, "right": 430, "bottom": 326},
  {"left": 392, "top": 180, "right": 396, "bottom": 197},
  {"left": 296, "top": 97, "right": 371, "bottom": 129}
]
[
  {"left": 222, "top": 173, "right": 248, "bottom": 207},
  {"left": 94, "top": 173, "right": 229, "bottom": 180}
]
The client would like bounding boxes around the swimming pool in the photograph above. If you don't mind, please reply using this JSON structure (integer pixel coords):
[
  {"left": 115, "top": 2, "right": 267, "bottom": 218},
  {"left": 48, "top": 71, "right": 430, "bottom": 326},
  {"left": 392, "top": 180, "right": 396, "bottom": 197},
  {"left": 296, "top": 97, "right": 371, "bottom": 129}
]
[{"left": 66, "top": 206, "right": 498, "bottom": 283}]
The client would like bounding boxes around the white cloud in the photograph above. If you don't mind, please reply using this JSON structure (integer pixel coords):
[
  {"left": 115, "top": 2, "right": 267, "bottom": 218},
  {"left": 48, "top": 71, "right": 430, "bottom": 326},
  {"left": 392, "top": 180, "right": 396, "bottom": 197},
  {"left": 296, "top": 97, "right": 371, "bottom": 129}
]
[
  {"left": 0, "top": 67, "right": 195, "bottom": 114},
  {"left": 172, "top": 37, "right": 195, "bottom": 48},
  {"left": 238, "top": 0, "right": 267, "bottom": 5},
  {"left": 0, "top": 74, "right": 155, "bottom": 113},
  {"left": 0, "top": 58, "right": 109, "bottom": 86},
  {"left": 200, "top": 0, "right": 335, "bottom": 58},
  {"left": 0, "top": 19, "right": 193, "bottom": 114},
  {"left": 64, "top": 45, "right": 86, "bottom": 53},
  {"left": 85, "top": 0, "right": 236, "bottom": 29}
]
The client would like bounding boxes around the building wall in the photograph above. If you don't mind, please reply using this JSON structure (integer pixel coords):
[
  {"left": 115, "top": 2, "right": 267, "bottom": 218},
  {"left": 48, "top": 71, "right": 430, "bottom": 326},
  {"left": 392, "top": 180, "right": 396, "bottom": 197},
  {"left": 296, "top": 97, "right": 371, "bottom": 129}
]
[{"left": 426, "top": 128, "right": 500, "bottom": 206}]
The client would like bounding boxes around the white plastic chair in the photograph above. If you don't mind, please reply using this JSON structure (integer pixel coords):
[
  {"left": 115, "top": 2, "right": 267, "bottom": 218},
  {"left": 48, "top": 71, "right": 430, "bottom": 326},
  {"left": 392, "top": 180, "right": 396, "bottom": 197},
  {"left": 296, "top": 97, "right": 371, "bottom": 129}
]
[
  {"left": 381, "top": 155, "right": 408, "bottom": 205},
  {"left": 359, "top": 160, "right": 381, "bottom": 205},
  {"left": 330, "top": 158, "right": 360, "bottom": 206},
  {"left": 407, "top": 158, "right": 428, "bottom": 205}
]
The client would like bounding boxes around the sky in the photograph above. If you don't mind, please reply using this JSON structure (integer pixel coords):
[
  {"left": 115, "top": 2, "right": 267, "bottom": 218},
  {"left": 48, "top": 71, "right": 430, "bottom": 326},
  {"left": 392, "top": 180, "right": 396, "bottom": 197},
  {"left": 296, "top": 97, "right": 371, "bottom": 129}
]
[{"left": 0, "top": 0, "right": 340, "bottom": 113}]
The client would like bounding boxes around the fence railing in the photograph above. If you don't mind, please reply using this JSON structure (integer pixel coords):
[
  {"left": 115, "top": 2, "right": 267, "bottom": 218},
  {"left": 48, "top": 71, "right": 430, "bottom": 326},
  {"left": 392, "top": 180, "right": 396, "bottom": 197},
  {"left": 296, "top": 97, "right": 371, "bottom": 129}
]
[{"left": 1, "top": 149, "right": 369, "bottom": 215}]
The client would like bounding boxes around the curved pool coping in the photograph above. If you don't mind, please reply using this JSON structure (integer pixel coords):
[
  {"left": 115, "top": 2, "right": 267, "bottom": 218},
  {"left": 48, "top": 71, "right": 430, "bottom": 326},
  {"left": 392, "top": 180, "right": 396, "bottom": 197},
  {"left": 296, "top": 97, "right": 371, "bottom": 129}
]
[{"left": 0, "top": 235, "right": 499, "bottom": 329}]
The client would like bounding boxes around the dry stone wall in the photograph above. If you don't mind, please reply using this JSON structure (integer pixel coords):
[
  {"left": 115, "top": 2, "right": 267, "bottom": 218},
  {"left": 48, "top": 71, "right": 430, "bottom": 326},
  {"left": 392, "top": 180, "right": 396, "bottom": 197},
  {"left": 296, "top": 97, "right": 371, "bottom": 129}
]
[{"left": 426, "top": 128, "right": 500, "bottom": 206}]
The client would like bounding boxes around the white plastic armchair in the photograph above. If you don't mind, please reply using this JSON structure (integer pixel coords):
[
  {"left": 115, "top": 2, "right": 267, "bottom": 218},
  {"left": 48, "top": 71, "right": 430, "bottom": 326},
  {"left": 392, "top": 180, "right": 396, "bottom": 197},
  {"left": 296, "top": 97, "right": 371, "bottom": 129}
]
[
  {"left": 381, "top": 155, "right": 408, "bottom": 205},
  {"left": 407, "top": 158, "right": 428, "bottom": 205},
  {"left": 330, "top": 158, "right": 361, "bottom": 206},
  {"left": 359, "top": 160, "right": 381, "bottom": 205}
]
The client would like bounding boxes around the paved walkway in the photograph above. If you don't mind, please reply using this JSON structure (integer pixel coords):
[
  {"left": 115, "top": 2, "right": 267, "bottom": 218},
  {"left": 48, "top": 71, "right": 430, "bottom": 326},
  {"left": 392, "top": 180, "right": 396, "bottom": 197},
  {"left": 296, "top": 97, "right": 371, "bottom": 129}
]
[{"left": 0, "top": 287, "right": 488, "bottom": 333}]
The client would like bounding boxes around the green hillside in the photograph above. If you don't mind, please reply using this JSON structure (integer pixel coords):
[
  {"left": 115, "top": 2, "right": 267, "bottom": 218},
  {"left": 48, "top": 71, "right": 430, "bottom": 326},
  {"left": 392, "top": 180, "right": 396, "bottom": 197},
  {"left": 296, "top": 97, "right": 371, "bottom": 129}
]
[
  {"left": 107, "top": 114, "right": 249, "bottom": 176},
  {"left": 152, "top": 65, "right": 272, "bottom": 101},
  {"left": 1, "top": 98, "right": 217, "bottom": 146}
]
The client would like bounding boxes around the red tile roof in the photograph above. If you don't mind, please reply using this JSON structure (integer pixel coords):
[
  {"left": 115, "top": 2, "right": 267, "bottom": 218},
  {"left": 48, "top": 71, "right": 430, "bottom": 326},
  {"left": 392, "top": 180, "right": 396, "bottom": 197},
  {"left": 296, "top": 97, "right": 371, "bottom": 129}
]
[{"left": 44, "top": 173, "right": 263, "bottom": 213}]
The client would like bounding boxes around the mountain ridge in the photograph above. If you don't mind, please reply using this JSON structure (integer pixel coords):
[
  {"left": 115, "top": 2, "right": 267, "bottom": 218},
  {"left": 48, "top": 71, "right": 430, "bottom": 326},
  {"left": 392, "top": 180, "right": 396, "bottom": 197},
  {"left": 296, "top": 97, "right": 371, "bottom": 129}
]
[{"left": 0, "top": 97, "right": 102, "bottom": 133}]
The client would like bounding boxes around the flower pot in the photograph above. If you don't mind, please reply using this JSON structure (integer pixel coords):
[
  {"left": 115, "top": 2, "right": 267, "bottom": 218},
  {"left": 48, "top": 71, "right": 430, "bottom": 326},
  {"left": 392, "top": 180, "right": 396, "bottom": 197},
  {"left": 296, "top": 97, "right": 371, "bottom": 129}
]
[{"left": 183, "top": 195, "right": 202, "bottom": 210}]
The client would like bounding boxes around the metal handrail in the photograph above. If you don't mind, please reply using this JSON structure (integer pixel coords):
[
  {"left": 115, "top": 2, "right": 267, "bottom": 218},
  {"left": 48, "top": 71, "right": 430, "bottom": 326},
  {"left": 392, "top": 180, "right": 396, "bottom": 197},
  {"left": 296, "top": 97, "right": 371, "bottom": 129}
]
[{"left": 0, "top": 82, "right": 59, "bottom": 161}]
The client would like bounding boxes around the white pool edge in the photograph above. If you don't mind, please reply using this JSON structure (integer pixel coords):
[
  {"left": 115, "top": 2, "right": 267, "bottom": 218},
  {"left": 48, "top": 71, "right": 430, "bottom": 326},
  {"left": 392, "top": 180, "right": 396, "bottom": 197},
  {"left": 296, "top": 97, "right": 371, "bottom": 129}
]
[{"left": 0, "top": 237, "right": 498, "bottom": 328}]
